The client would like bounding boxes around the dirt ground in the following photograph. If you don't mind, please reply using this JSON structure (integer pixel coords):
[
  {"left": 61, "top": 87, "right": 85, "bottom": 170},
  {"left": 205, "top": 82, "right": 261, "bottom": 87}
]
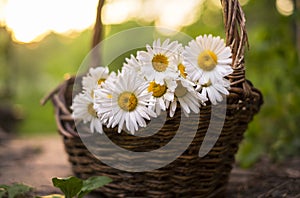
[{"left": 0, "top": 132, "right": 299, "bottom": 198}]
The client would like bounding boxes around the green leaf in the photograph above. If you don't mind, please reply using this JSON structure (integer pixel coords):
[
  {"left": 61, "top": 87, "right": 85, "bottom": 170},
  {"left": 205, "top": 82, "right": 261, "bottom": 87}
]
[
  {"left": 0, "top": 185, "right": 8, "bottom": 198},
  {"left": 52, "top": 177, "right": 83, "bottom": 198},
  {"left": 0, "top": 189, "right": 6, "bottom": 198},
  {"left": 1, "top": 183, "right": 32, "bottom": 198},
  {"left": 77, "top": 176, "right": 112, "bottom": 198},
  {"left": 0, "top": 185, "right": 9, "bottom": 189}
]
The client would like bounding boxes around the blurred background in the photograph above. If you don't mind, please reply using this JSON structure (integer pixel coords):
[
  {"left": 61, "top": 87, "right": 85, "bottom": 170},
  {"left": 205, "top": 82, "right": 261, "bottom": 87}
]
[{"left": 0, "top": 0, "right": 299, "bottom": 167}]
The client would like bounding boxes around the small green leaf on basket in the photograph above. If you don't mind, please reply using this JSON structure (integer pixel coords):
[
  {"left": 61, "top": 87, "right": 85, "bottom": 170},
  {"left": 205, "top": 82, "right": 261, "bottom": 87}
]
[
  {"left": 52, "top": 177, "right": 83, "bottom": 198},
  {"left": 77, "top": 176, "right": 112, "bottom": 198}
]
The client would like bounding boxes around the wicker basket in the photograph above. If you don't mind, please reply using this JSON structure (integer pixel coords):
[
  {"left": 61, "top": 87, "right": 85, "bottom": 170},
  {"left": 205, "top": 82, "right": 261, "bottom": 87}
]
[{"left": 43, "top": 0, "right": 263, "bottom": 197}]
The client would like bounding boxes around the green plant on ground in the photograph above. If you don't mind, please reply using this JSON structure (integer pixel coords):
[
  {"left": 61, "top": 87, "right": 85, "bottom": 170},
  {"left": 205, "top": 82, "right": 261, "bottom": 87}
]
[
  {"left": 0, "top": 183, "right": 32, "bottom": 198},
  {"left": 51, "top": 176, "right": 112, "bottom": 198},
  {"left": 0, "top": 176, "right": 111, "bottom": 198}
]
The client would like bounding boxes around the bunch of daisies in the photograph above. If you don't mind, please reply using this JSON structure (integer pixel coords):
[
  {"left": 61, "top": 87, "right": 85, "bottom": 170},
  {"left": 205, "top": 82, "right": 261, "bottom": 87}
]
[{"left": 71, "top": 34, "right": 233, "bottom": 134}]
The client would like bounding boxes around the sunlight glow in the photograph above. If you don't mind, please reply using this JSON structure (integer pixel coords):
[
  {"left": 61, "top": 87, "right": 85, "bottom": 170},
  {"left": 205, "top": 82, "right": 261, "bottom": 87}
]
[
  {"left": 102, "top": 0, "right": 141, "bottom": 25},
  {"left": 2, "top": 0, "right": 204, "bottom": 43},
  {"left": 276, "top": 0, "right": 294, "bottom": 16},
  {"left": 4, "top": 0, "right": 98, "bottom": 43},
  {"left": 0, "top": 0, "right": 6, "bottom": 25},
  {"left": 155, "top": 0, "right": 202, "bottom": 31}
]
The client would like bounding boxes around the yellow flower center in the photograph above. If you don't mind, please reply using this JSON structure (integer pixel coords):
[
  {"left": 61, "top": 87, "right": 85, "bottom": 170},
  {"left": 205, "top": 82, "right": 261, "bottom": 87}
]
[
  {"left": 90, "top": 90, "right": 94, "bottom": 98},
  {"left": 202, "top": 80, "right": 212, "bottom": 87},
  {"left": 88, "top": 103, "right": 97, "bottom": 117},
  {"left": 148, "top": 81, "right": 167, "bottom": 98},
  {"left": 97, "top": 78, "right": 106, "bottom": 85},
  {"left": 175, "top": 82, "right": 187, "bottom": 98},
  {"left": 178, "top": 63, "right": 187, "bottom": 78},
  {"left": 197, "top": 50, "right": 218, "bottom": 71},
  {"left": 118, "top": 92, "right": 138, "bottom": 112},
  {"left": 152, "top": 54, "right": 169, "bottom": 72}
]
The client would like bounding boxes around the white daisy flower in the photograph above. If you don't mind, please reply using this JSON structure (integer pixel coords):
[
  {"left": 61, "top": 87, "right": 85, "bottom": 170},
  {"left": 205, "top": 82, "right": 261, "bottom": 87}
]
[
  {"left": 122, "top": 54, "right": 143, "bottom": 73},
  {"left": 168, "top": 79, "right": 207, "bottom": 117},
  {"left": 81, "top": 66, "right": 110, "bottom": 96},
  {"left": 196, "top": 78, "right": 230, "bottom": 105},
  {"left": 71, "top": 92, "right": 103, "bottom": 133},
  {"left": 173, "top": 54, "right": 187, "bottom": 79},
  {"left": 183, "top": 34, "right": 233, "bottom": 83},
  {"left": 137, "top": 39, "right": 183, "bottom": 85},
  {"left": 147, "top": 79, "right": 176, "bottom": 116},
  {"left": 94, "top": 71, "right": 156, "bottom": 134}
]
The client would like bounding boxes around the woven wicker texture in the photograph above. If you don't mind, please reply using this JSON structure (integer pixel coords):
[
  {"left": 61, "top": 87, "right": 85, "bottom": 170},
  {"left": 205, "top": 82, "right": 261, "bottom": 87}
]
[{"left": 43, "top": 0, "right": 263, "bottom": 197}]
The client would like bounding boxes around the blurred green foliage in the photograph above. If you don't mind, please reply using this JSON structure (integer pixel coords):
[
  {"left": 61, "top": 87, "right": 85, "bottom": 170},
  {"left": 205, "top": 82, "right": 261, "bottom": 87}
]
[
  {"left": 0, "top": 0, "right": 299, "bottom": 166},
  {"left": 1, "top": 29, "right": 93, "bottom": 134},
  {"left": 236, "top": 0, "right": 300, "bottom": 167}
]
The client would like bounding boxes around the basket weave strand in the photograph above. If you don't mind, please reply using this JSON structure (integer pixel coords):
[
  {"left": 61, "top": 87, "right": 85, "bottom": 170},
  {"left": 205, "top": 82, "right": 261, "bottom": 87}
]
[{"left": 43, "top": 0, "right": 263, "bottom": 197}]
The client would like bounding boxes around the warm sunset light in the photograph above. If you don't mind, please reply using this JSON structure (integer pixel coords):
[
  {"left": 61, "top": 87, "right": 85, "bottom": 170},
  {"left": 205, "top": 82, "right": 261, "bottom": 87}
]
[
  {"left": 1, "top": 0, "right": 207, "bottom": 43},
  {"left": 276, "top": 0, "right": 294, "bottom": 16},
  {"left": 2, "top": 0, "right": 98, "bottom": 43}
]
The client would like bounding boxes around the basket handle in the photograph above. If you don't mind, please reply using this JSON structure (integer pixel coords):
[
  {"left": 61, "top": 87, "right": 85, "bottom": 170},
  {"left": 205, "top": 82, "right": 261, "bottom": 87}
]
[
  {"left": 221, "top": 0, "right": 250, "bottom": 94},
  {"left": 91, "top": 0, "right": 105, "bottom": 67},
  {"left": 221, "top": 0, "right": 248, "bottom": 69}
]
